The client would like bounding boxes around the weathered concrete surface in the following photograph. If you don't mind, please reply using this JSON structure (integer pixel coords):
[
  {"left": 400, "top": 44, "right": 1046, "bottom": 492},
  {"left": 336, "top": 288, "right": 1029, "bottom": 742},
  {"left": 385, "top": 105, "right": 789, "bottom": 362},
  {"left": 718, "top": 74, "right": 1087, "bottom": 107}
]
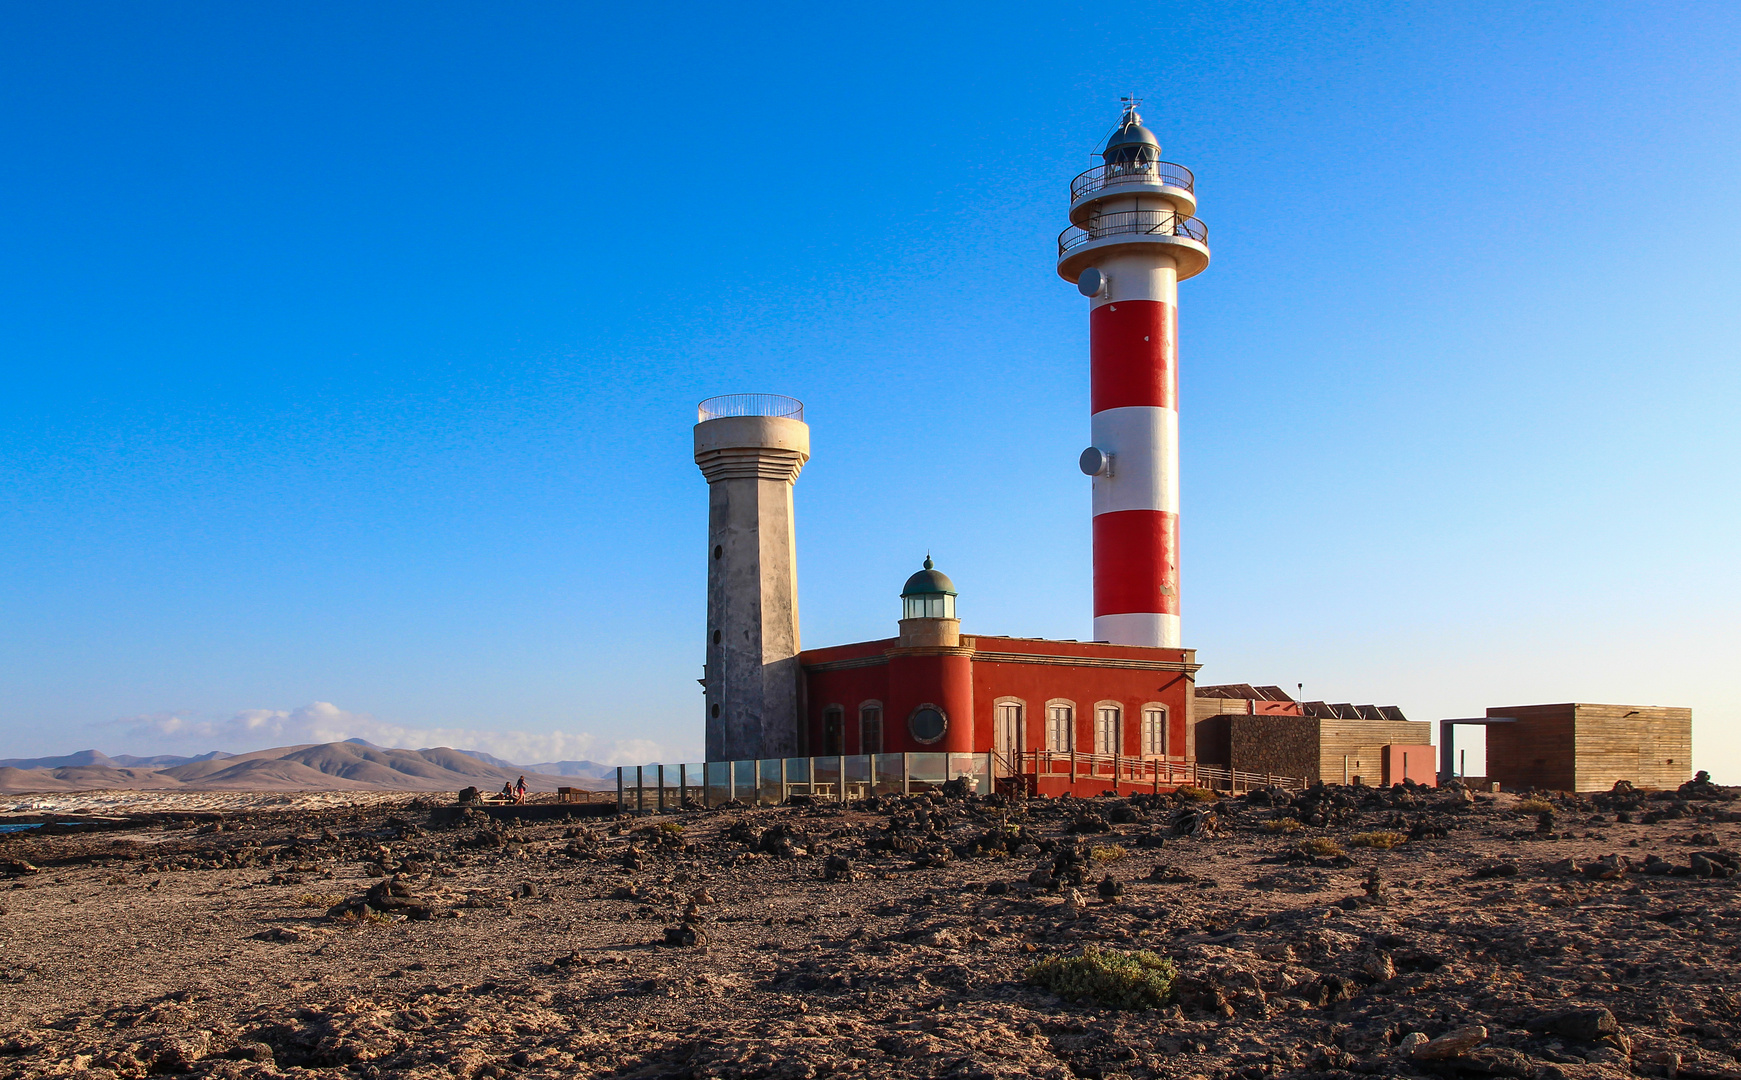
[{"left": 696, "top": 415, "right": 809, "bottom": 762}]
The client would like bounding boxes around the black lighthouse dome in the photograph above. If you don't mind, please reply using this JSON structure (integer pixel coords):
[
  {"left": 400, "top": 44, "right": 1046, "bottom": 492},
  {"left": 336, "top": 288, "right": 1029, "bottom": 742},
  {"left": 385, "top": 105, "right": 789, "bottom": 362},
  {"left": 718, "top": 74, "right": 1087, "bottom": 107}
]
[{"left": 1102, "top": 104, "right": 1160, "bottom": 166}]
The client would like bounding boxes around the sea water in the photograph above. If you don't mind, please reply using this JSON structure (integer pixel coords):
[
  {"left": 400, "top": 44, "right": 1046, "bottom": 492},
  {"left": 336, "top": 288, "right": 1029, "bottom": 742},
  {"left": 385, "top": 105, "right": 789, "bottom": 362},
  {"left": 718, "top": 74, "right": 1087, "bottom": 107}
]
[{"left": 0, "top": 823, "right": 44, "bottom": 833}]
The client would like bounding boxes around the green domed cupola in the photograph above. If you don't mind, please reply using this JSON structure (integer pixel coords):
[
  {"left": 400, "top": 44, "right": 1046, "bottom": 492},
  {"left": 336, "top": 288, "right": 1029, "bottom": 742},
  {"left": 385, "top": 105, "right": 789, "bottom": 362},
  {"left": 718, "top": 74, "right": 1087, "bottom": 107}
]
[{"left": 901, "top": 556, "right": 957, "bottom": 620}]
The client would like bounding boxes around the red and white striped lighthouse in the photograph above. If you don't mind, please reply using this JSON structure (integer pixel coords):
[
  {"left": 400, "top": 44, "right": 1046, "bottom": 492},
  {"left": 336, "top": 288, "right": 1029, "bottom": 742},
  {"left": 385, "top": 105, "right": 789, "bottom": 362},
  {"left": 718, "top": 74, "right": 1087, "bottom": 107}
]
[{"left": 1058, "top": 100, "right": 1210, "bottom": 649}]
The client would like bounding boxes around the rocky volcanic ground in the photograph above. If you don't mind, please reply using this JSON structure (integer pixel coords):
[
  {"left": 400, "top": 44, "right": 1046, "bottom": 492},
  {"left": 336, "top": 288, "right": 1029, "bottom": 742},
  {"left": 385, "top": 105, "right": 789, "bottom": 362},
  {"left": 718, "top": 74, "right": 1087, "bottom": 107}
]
[{"left": 1, "top": 777, "right": 1739, "bottom": 1080}]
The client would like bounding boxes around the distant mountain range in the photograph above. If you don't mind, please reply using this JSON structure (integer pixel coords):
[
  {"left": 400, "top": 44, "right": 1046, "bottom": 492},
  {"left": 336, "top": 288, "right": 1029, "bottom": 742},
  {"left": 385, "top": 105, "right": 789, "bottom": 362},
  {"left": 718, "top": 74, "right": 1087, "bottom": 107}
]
[{"left": 0, "top": 741, "right": 619, "bottom": 795}]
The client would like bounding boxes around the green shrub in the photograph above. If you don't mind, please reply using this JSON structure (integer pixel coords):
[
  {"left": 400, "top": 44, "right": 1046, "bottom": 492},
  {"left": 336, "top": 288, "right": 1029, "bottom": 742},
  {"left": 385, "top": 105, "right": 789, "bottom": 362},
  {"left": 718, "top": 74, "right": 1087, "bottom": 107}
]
[
  {"left": 1348, "top": 831, "right": 1406, "bottom": 849},
  {"left": 1025, "top": 945, "right": 1178, "bottom": 1010},
  {"left": 1292, "top": 837, "right": 1345, "bottom": 858},
  {"left": 1176, "top": 786, "right": 1219, "bottom": 802},
  {"left": 1263, "top": 818, "right": 1303, "bottom": 833},
  {"left": 1089, "top": 844, "right": 1128, "bottom": 863},
  {"left": 1516, "top": 798, "right": 1555, "bottom": 815}
]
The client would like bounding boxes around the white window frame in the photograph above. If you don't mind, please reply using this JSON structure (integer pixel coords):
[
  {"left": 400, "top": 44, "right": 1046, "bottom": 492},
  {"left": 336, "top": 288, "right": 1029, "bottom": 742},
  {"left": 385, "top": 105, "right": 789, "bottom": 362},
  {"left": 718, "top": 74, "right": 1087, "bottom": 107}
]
[
  {"left": 1140, "top": 703, "right": 1169, "bottom": 757},
  {"left": 1094, "top": 702, "right": 1122, "bottom": 757},
  {"left": 1044, "top": 699, "right": 1075, "bottom": 753}
]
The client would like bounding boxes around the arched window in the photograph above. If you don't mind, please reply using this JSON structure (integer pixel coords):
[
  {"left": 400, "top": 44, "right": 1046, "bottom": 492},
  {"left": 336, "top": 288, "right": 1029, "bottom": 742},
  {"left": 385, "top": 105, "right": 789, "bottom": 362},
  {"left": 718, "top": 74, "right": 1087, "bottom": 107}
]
[
  {"left": 1140, "top": 704, "right": 1168, "bottom": 757},
  {"left": 992, "top": 698, "right": 1024, "bottom": 764},
  {"left": 1044, "top": 700, "right": 1075, "bottom": 752},
  {"left": 859, "top": 701, "right": 884, "bottom": 755},
  {"left": 822, "top": 706, "right": 844, "bottom": 756},
  {"left": 1094, "top": 703, "right": 1122, "bottom": 756}
]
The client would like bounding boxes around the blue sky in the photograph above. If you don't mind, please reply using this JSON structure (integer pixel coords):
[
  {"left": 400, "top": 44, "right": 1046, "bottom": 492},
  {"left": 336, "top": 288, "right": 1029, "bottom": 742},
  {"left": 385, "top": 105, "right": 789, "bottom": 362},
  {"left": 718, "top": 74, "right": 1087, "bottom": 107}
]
[{"left": 1, "top": 3, "right": 1736, "bottom": 777}]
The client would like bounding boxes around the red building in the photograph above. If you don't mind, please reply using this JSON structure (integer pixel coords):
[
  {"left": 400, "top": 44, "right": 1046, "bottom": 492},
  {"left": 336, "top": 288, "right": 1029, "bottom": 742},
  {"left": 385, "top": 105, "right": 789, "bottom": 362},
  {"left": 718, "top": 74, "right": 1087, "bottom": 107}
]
[{"left": 799, "top": 559, "right": 1198, "bottom": 794}]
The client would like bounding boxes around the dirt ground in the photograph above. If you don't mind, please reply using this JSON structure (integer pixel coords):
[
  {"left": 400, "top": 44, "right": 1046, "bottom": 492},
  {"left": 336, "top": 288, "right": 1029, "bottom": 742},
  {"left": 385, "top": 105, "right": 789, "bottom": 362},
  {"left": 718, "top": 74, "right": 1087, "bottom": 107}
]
[{"left": 1, "top": 777, "right": 1739, "bottom": 1080}]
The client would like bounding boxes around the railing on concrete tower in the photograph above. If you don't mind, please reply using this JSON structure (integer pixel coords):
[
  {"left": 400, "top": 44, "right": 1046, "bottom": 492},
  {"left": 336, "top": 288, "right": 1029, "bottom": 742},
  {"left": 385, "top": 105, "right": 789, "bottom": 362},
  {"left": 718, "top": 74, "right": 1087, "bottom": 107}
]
[{"left": 696, "top": 394, "right": 805, "bottom": 423}]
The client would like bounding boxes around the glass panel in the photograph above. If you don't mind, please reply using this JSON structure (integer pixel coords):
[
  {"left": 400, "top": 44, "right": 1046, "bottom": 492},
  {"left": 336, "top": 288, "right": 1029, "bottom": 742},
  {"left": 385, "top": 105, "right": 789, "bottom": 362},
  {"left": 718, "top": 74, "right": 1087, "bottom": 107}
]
[
  {"left": 733, "top": 759, "right": 756, "bottom": 804},
  {"left": 949, "top": 753, "right": 989, "bottom": 795},
  {"left": 783, "top": 757, "right": 811, "bottom": 800},
  {"left": 908, "top": 752, "right": 948, "bottom": 790},
  {"left": 812, "top": 755, "right": 842, "bottom": 801},
  {"left": 705, "top": 761, "right": 730, "bottom": 807},
  {"left": 757, "top": 759, "right": 782, "bottom": 806},
  {"left": 843, "top": 754, "right": 871, "bottom": 801},
  {"left": 942, "top": 594, "right": 955, "bottom": 619},
  {"left": 682, "top": 763, "right": 705, "bottom": 807},
  {"left": 872, "top": 753, "right": 905, "bottom": 796}
]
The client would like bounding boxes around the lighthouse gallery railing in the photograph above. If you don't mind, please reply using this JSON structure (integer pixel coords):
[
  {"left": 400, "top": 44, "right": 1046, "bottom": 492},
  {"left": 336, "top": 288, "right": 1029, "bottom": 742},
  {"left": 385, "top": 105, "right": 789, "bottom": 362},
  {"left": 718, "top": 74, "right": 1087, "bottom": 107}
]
[
  {"left": 1058, "top": 210, "right": 1209, "bottom": 257},
  {"left": 1069, "top": 160, "right": 1196, "bottom": 202}
]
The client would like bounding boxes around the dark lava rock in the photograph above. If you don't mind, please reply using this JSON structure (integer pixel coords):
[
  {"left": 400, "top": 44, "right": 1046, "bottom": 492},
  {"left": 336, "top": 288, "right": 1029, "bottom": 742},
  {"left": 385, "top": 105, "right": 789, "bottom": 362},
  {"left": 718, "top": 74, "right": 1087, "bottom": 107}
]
[
  {"left": 1528, "top": 1007, "right": 1620, "bottom": 1042},
  {"left": 1472, "top": 861, "right": 1520, "bottom": 879},
  {"left": 1096, "top": 873, "right": 1124, "bottom": 900},
  {"left": 1068, "top": 812, "right": 1111, "bottom": 834},
  {"left": 662, "top": 924, "right": 706, "bottom": 947}
]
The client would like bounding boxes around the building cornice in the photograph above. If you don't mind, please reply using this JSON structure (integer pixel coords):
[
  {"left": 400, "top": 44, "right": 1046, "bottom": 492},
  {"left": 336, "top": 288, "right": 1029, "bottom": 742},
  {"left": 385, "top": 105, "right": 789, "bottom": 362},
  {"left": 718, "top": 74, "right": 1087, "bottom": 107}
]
[
  {"left": 802, "top": 643, "right": 1200, "bottom": 675},
  {"left": 802, "top": 654, "right": 891, "bottom": 673},
  {"left": 970, "top": 650, "right": 1200, "bottom": 674}
]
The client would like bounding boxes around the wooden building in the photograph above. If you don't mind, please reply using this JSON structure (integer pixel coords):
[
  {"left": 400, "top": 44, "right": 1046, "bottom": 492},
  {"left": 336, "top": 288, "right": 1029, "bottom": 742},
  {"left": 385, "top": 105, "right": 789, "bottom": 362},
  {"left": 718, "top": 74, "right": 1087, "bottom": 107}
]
[{"left": 1454, "top": 703, "right": 1692, "bottom": 792}]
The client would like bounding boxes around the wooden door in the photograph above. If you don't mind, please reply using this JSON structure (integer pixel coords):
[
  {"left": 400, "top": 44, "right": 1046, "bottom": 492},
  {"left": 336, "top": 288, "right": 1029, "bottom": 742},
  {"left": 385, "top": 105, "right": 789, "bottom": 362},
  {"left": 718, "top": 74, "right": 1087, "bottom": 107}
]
[{"left": 994, "top": 703, "right": 1022, "bottom": 772}]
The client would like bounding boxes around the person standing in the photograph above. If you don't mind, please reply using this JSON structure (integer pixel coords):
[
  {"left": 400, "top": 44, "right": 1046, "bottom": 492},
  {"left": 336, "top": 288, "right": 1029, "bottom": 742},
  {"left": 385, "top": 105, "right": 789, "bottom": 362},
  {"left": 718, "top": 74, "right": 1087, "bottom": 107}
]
[{"left": 514, "top": 775, "right": 527, "bottom": 804}]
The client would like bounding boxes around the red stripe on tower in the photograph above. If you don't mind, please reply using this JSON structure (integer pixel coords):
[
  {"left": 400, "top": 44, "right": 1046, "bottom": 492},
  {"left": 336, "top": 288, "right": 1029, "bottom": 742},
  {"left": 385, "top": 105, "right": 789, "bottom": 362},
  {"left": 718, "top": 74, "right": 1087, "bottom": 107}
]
[
  {"left": 1090, "top": 301, "right": 1176, "bottom": 413},
  {"left": 1093, "top": 509, "right": 1179, "bottom": 616}
]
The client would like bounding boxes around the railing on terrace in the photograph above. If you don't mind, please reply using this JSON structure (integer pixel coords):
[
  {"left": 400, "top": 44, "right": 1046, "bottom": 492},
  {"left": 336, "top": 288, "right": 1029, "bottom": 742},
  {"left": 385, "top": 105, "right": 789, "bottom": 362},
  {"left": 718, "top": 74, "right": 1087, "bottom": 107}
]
[
  {"left": 697, "top": 394, "right": 805, "bottom": 423},
  {"left": 1058, "top": 210, "right": 1209, "bottom": 257},
  {"left": 614, "top": 751, "right": 1304, "bottom": 811},
  {"left": 1070, "top": 160, "right": 1195, "bottom": 201},
  {"left": 1021, "top": 751, "right": 1305, "bottom": 793},
  {"left": 616, "top": 753, "right": 990, "bottom": 812}
]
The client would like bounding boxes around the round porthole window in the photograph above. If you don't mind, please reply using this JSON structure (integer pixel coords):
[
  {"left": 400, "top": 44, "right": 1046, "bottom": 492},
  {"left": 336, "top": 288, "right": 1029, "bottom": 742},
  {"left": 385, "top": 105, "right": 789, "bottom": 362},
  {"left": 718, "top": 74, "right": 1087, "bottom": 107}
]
[
  {"left": 710, "top": 703, "right": 720, "bottom": 718},
  {"left": 908, "top": 704, "right": 947, "bottom": 744}
]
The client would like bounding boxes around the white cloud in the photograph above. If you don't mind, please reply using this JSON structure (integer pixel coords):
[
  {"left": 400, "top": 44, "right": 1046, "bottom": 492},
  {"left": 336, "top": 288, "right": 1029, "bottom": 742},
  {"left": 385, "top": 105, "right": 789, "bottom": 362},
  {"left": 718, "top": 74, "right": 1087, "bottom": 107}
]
[{"left": 111, "top": 703, "right": 667, "bottom": 766}]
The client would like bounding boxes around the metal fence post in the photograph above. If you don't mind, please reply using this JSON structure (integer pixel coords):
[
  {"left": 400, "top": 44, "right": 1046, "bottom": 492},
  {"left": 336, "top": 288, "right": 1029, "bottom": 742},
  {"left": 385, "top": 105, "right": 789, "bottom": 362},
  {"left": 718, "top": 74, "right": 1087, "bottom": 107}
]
[
  {"left": 902, "top": 753, "right": 910, "bottom": 796},
  {"left": 838, "top": 755, "right": 846, "bottom": 803},
  {"left": 679, "top": 764, "right": 688, "bottom": 808},
  {"left": 635, "top": 766, "right": 645, "bottom": 814},
  {"left": 616, "top": 767, "right": 624, "bottom": 812},
  {"left": 868, "top": 754, "right": 876, "bottom": 796},
  {"left": 779, "top": 758, "right": 788, "bottom": 803}
]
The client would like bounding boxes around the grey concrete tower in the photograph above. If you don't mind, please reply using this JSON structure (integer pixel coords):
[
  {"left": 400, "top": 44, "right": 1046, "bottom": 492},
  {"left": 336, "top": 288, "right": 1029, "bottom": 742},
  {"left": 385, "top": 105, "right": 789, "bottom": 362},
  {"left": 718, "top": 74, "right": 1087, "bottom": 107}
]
[{"left": 694, "top": 394, "right": 810, "bottom": 762}]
